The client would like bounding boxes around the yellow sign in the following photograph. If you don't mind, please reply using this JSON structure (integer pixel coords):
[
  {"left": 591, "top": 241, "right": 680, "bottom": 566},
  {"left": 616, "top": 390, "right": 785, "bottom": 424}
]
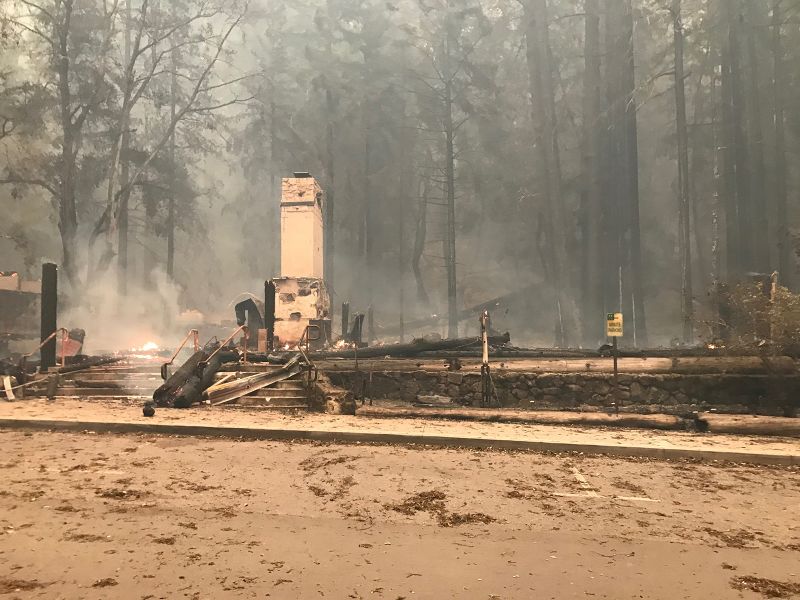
[{"left": 606, "top": 313, "right": 623, "bottom": 337}]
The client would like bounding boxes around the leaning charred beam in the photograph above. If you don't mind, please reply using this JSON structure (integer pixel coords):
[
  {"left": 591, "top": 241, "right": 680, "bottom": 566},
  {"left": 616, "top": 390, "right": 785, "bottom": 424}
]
[{"left": 309, "top": 333, "right": 511, "bottom": 360}]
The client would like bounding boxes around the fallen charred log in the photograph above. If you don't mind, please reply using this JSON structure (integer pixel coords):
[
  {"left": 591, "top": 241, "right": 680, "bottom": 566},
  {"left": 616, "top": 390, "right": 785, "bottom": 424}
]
[
  {"left": 309, "top": 333, "right": 511, "bottom": 360},
  {"left": 153, "top": 342, "right": 223, "bottom": 408}
]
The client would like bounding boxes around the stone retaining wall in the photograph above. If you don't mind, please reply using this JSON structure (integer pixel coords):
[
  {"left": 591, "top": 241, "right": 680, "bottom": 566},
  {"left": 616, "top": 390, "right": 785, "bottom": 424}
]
[{"left": 327, "top": 370, "right": 799, "bottom": 416}]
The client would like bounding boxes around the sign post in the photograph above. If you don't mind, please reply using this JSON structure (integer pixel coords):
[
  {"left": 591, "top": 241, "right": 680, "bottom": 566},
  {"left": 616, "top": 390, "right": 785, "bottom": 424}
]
[{"left": 606, "top": 313, "right": 623, "bottom": 377}]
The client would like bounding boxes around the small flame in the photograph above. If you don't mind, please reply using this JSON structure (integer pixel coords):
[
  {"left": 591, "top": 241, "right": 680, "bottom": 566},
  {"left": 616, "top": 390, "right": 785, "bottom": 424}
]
[{"left": 141, "top": 341, "right": 159, "bottom": 352}]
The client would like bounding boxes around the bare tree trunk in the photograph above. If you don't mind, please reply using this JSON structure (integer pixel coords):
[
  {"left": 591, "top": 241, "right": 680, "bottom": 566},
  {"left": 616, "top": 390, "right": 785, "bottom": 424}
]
[
  {"left": 622, "top": 2, "right": 647, "bottom": 347},
  {"left": 525, "top": 0, "right": 569, "bottom": 346},
  {"left": 604, "top": 0, "right": 647, "bottom": 346},
  {"left": 269, "top": 99, "right": 278, "bottom": 276},
  {"left": 325, "top": 88, "right": 335, "bottom": 292},
  {"left": 444, "top": 76, "right": 458, "bottom": 339},
  {"left": 580, "top": 0, "right": 603, "bottom": 345},
  {"left": 324, "top": 0, "right": 337, "bottom": 294},
  {"left": 672, "top": 0, "right": 694, "bottom": 342},
  {"left": 412, "top": 172, "right": 431, "bottom": 306},
  {"left": 56, "top": 0, "right": 80, "bottom": 287},
  {"left": 117, "top": 0, "right": 133, "bottom": 296},
  {"left": 771, "top": 0, "right": 790, "bottom": 287},
  {"left": 689, "top": 49, "right": 712, "bottom": 294},
  {"left": 442, "top": 0, "right": 458, "bottom": 339},
  {"left": 721, "top": 0, "right": 751, "bottom": 279},
  {"left": 166, "top": 38, "right": 177, "bottom": 279},
  {"left": 744, "top": 0, "right": 770, "bottom": 273},
  {"left": 363, "top": 111, "right": 373, "bottom": 307}
]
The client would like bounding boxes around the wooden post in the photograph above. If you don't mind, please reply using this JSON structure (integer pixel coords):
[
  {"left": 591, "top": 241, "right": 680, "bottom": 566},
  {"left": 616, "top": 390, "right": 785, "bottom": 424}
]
[
  {"left": 341, "top": 301, "right": 350, "bottom": 342},
  {"left": 40, "top": 263, "right": 58, "bottom": 370},
  {"left": 613, "top": 337, "right": 619, "bottom": 414},
  {"left": 264, "top": 281, "right": 276, "bottom": 351},
  {"left": 480, "top": 310, "right": 491, "bottom": 408}
]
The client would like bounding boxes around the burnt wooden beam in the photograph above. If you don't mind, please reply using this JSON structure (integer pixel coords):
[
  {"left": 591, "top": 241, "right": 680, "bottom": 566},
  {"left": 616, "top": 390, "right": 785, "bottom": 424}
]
[{"left": 40, "top": 263, "right": 57, "bottom": 369}]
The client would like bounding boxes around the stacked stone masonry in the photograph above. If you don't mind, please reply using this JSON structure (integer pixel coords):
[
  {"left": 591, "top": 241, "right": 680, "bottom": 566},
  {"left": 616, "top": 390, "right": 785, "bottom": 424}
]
[{"left": 327, "top": 371, "right": 799, "bottom": 417}]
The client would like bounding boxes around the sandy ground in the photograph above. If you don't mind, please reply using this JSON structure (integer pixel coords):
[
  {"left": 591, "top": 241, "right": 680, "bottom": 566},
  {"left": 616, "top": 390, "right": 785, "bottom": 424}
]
[
  {"left": 1, "top": 431, "right": 799, "bottom": 599},
  {"left": 2, "top": 399, "right": 799, "bottom": 462}
]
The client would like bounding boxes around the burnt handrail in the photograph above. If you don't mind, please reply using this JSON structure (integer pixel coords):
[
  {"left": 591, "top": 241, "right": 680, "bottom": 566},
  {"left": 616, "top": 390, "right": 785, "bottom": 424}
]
[
  {"left": 298, "top": 325, "right": 320, "bottom": 386},
  {"left": 160, "top": 329, "right": 200, "bottom": 381},
  {"left": 206, "top": 325, "right": 249, "bottom": 365},
  {"left": 23, "top": 328, "right": 69, "bottom": 369}
]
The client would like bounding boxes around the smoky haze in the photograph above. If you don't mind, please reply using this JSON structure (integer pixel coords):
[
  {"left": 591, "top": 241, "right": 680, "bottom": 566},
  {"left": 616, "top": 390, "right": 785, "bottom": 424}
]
[{"left": 0, "top": 0, "right": 798, "bottom": 352}]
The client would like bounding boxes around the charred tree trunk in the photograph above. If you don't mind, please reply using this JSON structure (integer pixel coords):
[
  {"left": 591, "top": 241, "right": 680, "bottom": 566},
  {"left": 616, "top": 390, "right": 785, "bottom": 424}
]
[{"left": 672, "top": 0, "right": 694, "bottom": 342}]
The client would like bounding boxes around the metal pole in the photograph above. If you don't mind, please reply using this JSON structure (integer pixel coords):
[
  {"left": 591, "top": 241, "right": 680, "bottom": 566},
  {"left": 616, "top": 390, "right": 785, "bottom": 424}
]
[
  {"left": 40, "top": 263, "right": 58, "bottom": 370},
  {"left": 613, "top": 336, "right": 619, "bottom": 415}
]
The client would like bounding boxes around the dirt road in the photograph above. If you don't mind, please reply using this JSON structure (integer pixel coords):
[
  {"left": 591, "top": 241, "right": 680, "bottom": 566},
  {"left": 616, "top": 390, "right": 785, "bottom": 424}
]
[{"left": 1, "top": 430, "right": 799, "bottom": 599}]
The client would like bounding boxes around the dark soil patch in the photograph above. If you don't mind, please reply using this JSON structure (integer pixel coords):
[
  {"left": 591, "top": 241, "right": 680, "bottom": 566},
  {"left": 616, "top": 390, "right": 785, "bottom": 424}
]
[
  {"left": 61, "top": 464, "right": 89, "bottom": 473},
  {"left": 0, "top": 578, "right": 48, "bottom": 594},
  {"left": 704, "top": 528, "right": 758, "bottom": 549},
  {"left": 152, "top": 536, "right": 176, "bottom": 545},
  {"left": 300, "top": 453, "right": 362, "bottom": 473},
  {"left": 308, "top": 485, "right": 328, "bottom": 497},
  {"left": 611, "top": 478, "right": 648, "bottom": 496},
  {"left": 504, "top": 478, "right": 545, "bottom": 500},
  {"left": 167, "top": 478, "right": 220, "bottom": 493},
  {"left": 730, "top": 576, "right": 800, "bottom": 598},
  {"left": 440, "top": 512, "right": 495, "bottom": 527},
  {"left": 63, "top": 533, "right": 108, "bottom": 543},
  {"left": 387, "top": 490, "right": 447, "bottom": 516},
  {"left": 95, "top": 488, "right": 147, "bottom": 500},
  {"left": 385, "top": 490, "right": 495, "bottom": 528},
  {"left": 332, "top": 476, "right": 356, "bottom": 500}
]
